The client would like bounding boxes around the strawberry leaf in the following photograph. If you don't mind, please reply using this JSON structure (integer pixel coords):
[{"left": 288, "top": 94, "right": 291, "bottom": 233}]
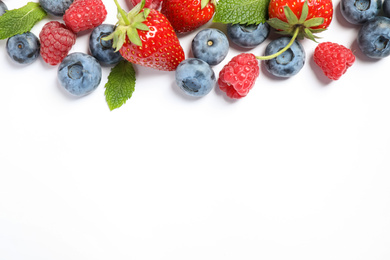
[
  {"left": 298, "top": 1, "right": 309, "bottom": 23},
  {"left": 284, "top": 6, "right": 298, "bottom": 25},
  {"left": 105, "top": 60, "right": 136, "bottom": 111},
  {"left": 143, "top": 8, "right": 151, "bottom": 18},
  {"left": 213, "top": 0, "right": 270, "bottom": 25},
  {"left": 304, "top": 27, "right": 318, "bottom": 41},
  {"left": 105, "top": 0, "right": 150, "bottom": 49},
  {"left": 134, "top": 22, "right": 149, "bottom": 31},
  {"left": 127, "top": 27, "right": 142, "bottom": 46},
  {"left": 267, "top": 18, "right": 291, "bottom": 31},
  {"left": 303, "top": 17, "right": 325, "bottom": 28}
]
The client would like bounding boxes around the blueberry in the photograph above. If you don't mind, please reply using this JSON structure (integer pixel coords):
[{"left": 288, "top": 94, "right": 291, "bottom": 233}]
[
  {"left": 383, "top": 0, "right": 390, "bottom": 18},
  {"left": 89, "top": 24, "right": 124, "bottom": 65},
  {"left": 357, "top": 16, "right": 390, "bottom": 59},
  {"left": 340, "top": 0, "right": 381, "bottom": 25},
  {"left": 6, "top": 32, "right": 40, "bottom": 65},
  {"left": 175, "top": 58, "right": 216, "bottom": 97},
  {"left": 39, "top": 0, "right": 74, "bottom": 16},
  {"left": 0, "top": 1, "right": 8, "bottom": 16},
  {"left": 58, "top": 52, "right": 102, "bottom": 96},
  {"left": 227, "top": 23, "right": 270, "bottom": 48},
  {"left": 191, "top": 28, "right": 229, "bottom": 66},
  {"left": 264, "top": 37, "right": 305, "bottom": 78}
]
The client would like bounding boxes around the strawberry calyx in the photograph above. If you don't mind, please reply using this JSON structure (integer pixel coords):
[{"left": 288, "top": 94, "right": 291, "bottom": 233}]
[
  {"left": 103, "top": 0, "right": 150, "bottom": 50},
  {"left": 256, "top": 0, "right": 325, "bottom": 61},
  {"left": 267, "top": 0, "right": 325, "bottom": 41}
]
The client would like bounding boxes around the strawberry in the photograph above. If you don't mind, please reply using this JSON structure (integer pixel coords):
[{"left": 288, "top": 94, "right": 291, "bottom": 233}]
[
  {"left": 161, "top": 0, "right": 216, "bottom": 34},
  {"left": 256, "top": 0, "right": 333, "bottom": 62},
  {"left": 105, "top": 0, "right": 185, "bottom": 71},
  {"left": 267, "top": 0, "right": 333, "bottom": 40}
]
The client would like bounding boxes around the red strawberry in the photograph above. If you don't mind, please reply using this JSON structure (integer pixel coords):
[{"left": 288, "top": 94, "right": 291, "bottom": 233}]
[
  {"left": 105, "top": 0, "right": 185, "bottom": 71},
  {"left": 313, "top": 42, "right": 355, "bottom": 80},
  {"left": 161, "top": 0, "right": 216, "bottom": 34},
  {"left": 218, "top": 53, "right": 260, "bottom": 99},
  {"left": 63, "top": 0, "right": 107, "bottom": 33},
  {"left": 130, "top": 0, "right": 162, "bottom": 10},
  {"left": 267, "top": 0, "right": 333, "bottom": 40},
  {"left": 39, "top": 21, "right": 76, "bottom": 65}
]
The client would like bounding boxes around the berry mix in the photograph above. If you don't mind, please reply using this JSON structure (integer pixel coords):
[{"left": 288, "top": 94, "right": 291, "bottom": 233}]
[{"left": 0, "top": 0, "right": 389, "bottom": 109}]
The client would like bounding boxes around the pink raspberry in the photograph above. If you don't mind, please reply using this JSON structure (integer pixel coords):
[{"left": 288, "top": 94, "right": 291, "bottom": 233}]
[
  {"left": 130, "top": 0, "right": 163, "bottom": 9},
  {"left": 218, "top": 53, "right": 260, "bottom": 99},
  {"left": 313, "top": 42, "right": 355, "bottom": 80},
  {"left": 63, "top": 0, "right": 107, "bottom": 33},
  {"left": 39, "top": 21, "right": 76, "bottom": 65}
]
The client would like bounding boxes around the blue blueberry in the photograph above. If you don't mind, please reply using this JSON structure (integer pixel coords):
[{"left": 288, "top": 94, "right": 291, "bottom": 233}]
[
  {"left": 227, "top": 23, "right": 270, "bottom": 48},
  {"left": 191, "top": 28, "right": 229, "bottom": 66},
  {"left": 39, "top": 0, "right": 74, "bottom": 16},
  {"left": 383, "top": 0, "right": 390, "bottom": 18},
  {"left": 175, "top": 58, "right": 216, "bottom": 97},
  {"left": 6, "top": 32, "right": 40, "bottom": 65},
  {"left": 264, "top": 37, "right": 305, "bottom": 78},
  {"left": 340, "top": 0, "right": 381, "bottom": 25},
  {"left": 58, "top": 52, "right": 102, "bottom": 96},
  {"left": 89, "top": 24, "right": 124, "bottom": 65},
  {"left": 357, "top": 16, "right": 390, "bottom": 59},
  {"left": 0, "top": 1, "right": 8, "bottom": 16}
]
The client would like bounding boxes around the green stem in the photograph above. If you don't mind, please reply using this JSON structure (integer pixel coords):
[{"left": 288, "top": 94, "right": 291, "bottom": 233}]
[
  {"left": 255, "top": 27, "right": 300, "bottom": 61},
  {"left": 113, "top": 0, "right": 130, "bottom": 25}
]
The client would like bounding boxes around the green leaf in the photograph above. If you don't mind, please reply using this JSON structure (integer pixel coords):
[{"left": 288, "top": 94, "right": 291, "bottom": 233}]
[
  {"left": 304, "top": 27, "right": 318, "bottom": 42},
  {"left": 213, "top": 0, "right": 270, "bottom": 25},
  {"left": 303, "top": 17, "right": 325, "bottom": 28},
  {"left": 284, "top": 5, "right": 298, "bottom": 25},
  {"left": 0, "top": 2, "right": 47, "bottom": 40},
  {"left": 311, "top": 28, "right": 327, "bottom": 33},
  {"left": 134, "top": 22, "right": 149, "bottom": 31},
  {"left": 266, "top": 18, "right": 291, "bottom": 31},
  {"left": 127, "top": 27, "right": 142, "bottom": 46},
  {"left": 128, "top": 0, "right": 145, "bottom": 18},
  {"left": 105, "top": 60, "right": 136, "bottom": 111},
  {"left": 143, "top": 8, "right": 151, "bottom": 18},
  {"left": 201, "top": 0, "right": 210, "bottom": 9},
  {"left": 298, "top": 1, "right": 309, "bottom": 23}
]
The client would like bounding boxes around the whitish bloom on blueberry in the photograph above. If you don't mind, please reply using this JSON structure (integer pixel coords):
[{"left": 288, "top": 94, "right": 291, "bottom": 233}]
[
  {"left": 175, "top": 58, "right": 216, "bottom": 97},
  {"left": 191, "top": 28, "right": 229, "bottom": 66},
  {"left": 340, "top": 0, "right": 381, "bottom": 25},
  {"left": 6, "top": 32, "right": 40, "bottom": 65},
  {"left": 58, "top": 52, "right": 102, "bottom": 96},
  {"left": 264, "top": 37, "right": 305, "bottom": 78},
  {"left": 357, "top": 16, "right": 390, "bottom": 59},
  {"left": 39, "top": 0, "right": 74, "bottom": 16},
  {"left": 227, "top": 23, "right": 270, "bottom": 49},
  {"left": 89, "top": 24, "right": 124, "bottom": 65}
]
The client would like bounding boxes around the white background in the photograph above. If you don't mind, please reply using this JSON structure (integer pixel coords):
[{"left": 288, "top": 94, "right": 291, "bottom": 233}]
[{"left": 1, "top": 0, "right": 390, "bottom": 259}]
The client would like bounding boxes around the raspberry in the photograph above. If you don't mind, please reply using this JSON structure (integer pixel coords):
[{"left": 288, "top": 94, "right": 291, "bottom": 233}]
[
  {"left": 313, "top": 42, "right": 355, "bottom": 80},
  {"left": 63, "top": 0, "right": 107, "bottom": 33},
  {"left": 218, "top": 53, "right": 260, "bottom": 99},
  {"left": 39, "top": 21, "right": 76, "bottom": 65},
  {"left": 130, "top": 0, "right": 162, "bottom": 10}
]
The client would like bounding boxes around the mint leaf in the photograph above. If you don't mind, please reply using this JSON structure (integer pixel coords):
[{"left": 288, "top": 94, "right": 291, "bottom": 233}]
[
  {"left": 213, "top": 0, "right": 269, "bottom": 25},
  {"left": 105, "top": 60, "right": 136, "bottom": 111},
  {"left": 0, "top": 2, "right": 47, "bottom": 40}
]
